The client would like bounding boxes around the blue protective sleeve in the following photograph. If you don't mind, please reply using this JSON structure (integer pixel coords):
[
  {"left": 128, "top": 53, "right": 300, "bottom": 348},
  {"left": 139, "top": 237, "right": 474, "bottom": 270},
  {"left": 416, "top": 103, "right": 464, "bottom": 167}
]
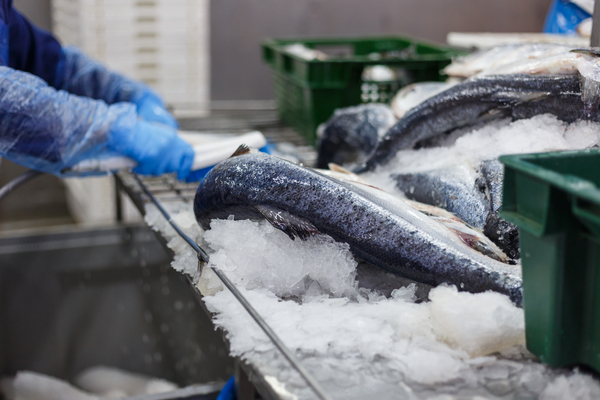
[
  {"left": 54, "top": 46, "right": 161, "bottom": 106},
  {"left": 0, "top": 66, "right": 137, "bottom": 176}
]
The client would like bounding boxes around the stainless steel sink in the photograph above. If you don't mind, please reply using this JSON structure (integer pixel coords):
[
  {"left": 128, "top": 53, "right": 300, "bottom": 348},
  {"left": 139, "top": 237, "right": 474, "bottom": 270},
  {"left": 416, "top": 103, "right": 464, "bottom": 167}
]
[{"left": 0, "top": 224, "right": 233, "bottom": 399}]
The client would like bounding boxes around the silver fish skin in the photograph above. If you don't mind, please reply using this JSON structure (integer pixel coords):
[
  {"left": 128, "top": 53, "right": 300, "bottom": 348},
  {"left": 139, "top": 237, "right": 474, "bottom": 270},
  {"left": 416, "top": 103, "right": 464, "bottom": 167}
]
[
  {"left": 354, "top": 74, "right": 589, "bottom": 174},
  {"left": 392, "top": 163, "right": 489, "bottom": 230},
  {"left": 443, "top": 43, "right": 575, "bottom": 78},
  {"left": 317, "top": 167, "right": 507, "bottom": 263},
  {"left": 194, "top": 152, "right": 522, "bottom": 305}
]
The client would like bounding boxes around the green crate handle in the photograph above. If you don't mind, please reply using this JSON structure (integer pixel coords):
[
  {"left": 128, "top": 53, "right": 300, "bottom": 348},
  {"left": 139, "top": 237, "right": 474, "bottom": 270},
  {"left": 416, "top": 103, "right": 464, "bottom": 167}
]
[{"left": 572, "top": 196, "right": 600, "bottom": 237}]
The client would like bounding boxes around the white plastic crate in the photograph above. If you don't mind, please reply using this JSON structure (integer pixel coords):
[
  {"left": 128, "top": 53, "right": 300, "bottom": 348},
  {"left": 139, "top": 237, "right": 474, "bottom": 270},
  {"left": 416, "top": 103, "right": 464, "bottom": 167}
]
[
  {"left": 51, "top": 0, "right": 210, "bottom": 116},
  {"left": 63, "top": 176, "right": 142, "bottom": 224}
]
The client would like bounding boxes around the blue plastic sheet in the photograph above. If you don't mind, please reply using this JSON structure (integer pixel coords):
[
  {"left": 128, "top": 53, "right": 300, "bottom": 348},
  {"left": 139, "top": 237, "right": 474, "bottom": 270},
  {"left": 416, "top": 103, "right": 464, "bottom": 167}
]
[
  {"left": 216, "top": 376, "right": 236, "bottom": 400},
  {"left": 0, "top": 66, "right": 137, "bottom": 176},
  {"left": 544, "top": 0, "right": 591, "bottom": 35}
]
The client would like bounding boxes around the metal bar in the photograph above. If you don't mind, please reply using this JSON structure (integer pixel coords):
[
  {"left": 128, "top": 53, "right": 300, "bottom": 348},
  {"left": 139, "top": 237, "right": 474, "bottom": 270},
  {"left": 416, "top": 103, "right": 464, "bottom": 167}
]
[
  {"left": 591, "top": 0, "right": 600, "bottom": 47},
  {"left": 0, "top": 170, "right": 41, "bottom": 202},
  {"left": 132, "top": 173, "right": 334, "bottom": 400},
  {"left": 212, "top": 266, "right": 334, "bottom": 400},
  {"left": 132, "top": 174, "right": 209, "bottom": 263},
  {"left": 115, "top": 176, "right": 123, "bottom": 222}
]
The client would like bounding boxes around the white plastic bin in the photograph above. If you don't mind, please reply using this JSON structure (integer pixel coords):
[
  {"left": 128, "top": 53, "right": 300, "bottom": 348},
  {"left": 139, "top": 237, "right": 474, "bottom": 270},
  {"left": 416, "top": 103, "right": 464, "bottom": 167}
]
[{"left": 51, "top": 0, "right": 210, "bottom": 117}]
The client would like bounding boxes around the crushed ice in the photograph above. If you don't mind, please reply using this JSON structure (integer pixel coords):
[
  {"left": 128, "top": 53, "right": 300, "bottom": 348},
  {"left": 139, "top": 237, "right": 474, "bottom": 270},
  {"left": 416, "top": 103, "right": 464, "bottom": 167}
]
[
  {"left": 364, "top": 114, "right": 600, "bottom": 194},
  {"left": 142, "top": 115, "right": 600, "bottom": 399}
]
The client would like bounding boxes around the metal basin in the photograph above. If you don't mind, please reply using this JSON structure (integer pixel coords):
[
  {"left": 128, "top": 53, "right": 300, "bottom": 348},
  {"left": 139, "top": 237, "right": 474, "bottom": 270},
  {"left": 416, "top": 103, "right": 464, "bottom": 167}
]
[{"left": 0, "top": 224, "right": 233, "bottom": 399}]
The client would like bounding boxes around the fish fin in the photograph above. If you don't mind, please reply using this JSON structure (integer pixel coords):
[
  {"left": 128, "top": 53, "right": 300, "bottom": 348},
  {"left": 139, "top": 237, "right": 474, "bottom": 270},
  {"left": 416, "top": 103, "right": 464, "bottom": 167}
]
[
  {"left": 253, "top": 205, "right": 319, "bottom": 241},
  {"left": 230, "top": 144, "right": 251, "bottom": 158},
  {"left": 571, "top": 48, "right": 600, "bottom": 57},
  {"left": 328, "top": 163, "right": 353, "bottom": 174}
]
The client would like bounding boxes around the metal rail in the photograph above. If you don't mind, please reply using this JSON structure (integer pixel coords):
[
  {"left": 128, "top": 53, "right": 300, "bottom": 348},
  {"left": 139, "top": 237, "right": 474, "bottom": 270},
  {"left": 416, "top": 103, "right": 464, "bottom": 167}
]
[
  {"left": 132, "top": 174, "right": 333, "bottom": 400},
  {"left": 0, "top": 170, "right": 41, "bottom": 202}
]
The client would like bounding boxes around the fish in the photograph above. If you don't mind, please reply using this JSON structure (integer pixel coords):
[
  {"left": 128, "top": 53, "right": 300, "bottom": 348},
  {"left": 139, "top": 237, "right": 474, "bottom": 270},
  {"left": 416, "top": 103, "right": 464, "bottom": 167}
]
[
  {"left": 443, "top": 43, "right": 575, "bottom": 78},
  {"left": 316, "top": 103, "right": 396, "bottom": 169},
  {"left": 354, "top": 74, "right": 593, "bottom": 173},
  {"left": 319, "top": 164, "right": 507, "bottom": 263},
  {"left": 404, "top": 199, "right": 507, "bottom": 263},
  {"left": 194, "top": 147, "right": 522, "bottom": 304}
]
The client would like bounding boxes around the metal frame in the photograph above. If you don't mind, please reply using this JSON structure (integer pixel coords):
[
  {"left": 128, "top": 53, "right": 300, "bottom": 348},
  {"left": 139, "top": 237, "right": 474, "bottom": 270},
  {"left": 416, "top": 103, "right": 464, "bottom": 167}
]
[{"left": 116, "top": 170, "right": 332, "bottom": 400}]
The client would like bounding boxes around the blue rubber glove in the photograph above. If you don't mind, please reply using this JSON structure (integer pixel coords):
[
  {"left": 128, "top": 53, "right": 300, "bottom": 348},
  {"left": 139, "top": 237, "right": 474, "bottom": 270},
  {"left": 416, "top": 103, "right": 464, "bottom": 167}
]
[
  {"left": 55, "top": 46, "right": 178, "bottom": 128},
  {"left": 108, "top": 119, "right": 194, "bottom": 180},
  {"left": 133, "top": 91, "right": 179, "bottom": 129}
]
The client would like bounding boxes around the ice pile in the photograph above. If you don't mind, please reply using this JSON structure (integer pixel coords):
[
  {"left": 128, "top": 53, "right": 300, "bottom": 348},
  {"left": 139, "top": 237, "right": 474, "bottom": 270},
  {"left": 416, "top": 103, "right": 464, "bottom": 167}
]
[
  {"left": 143, "top": 200, "right": 600, "bottom": 400},
  {"left": 204, "top": 218, "right": 359, "bottom": 300},
  {"left": 365, "top": 114, "right": 600, "bottom": 192},
  {"left": 143, "top": 115, "right": 600, "bottom": 399}
]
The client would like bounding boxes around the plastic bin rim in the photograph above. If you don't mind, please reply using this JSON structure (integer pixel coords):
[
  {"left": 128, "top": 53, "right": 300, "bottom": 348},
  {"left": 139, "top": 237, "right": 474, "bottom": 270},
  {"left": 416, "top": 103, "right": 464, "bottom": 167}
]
[
  {"left": 499, "top": 149, "right": 600, "bottom": 204},
  {"left": 261, "top": 36, "right": 466, "bottom": 62},
  {"left": 261, "top": 34, "right": 461, "bottom": 48}
]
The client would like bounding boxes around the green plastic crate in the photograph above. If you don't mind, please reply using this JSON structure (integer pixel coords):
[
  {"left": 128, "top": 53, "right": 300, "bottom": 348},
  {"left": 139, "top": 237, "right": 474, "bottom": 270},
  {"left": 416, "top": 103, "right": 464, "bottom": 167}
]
[
  {"left": 261, "top": 36, "right": 467, "bottom": 145},
  {"left": 500, "top": 149, "right": 600, "bottom": 373}
]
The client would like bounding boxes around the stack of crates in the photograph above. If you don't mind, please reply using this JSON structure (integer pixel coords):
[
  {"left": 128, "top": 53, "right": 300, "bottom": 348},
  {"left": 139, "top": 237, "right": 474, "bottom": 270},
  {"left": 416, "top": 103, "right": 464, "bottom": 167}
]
[
  {"left": 51, "top": 0, "right": 210, "bottom": 117},
  {"left": 51, "top": 0, "right": 210, "bottom": 224}
]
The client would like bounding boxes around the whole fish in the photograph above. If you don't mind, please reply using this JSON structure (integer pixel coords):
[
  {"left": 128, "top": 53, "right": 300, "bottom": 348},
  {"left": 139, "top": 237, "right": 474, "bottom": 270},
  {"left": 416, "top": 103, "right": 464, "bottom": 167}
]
[
  {"left": 354, "top": 74, "right": 592, "bottom": 173},
  {"left": 443, "top": 43, "right": 575, "bottom": 78},
  {"left": 316, "top": 103, "right": 396, "bottom": 169},
  {"left": 194, "top": 148, "right": 522, "bottom": 304}
]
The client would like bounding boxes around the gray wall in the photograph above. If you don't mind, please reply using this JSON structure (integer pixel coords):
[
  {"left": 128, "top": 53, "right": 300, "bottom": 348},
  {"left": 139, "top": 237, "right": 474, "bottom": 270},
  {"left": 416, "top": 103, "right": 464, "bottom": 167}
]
[
  {"left": 14, "top": 0, "right": 51, "bottom": 30},
  {"left": 210, "top": 0, "right": 552, "bottom": 100},
  {"left": 13, "top": 0, "right": 553, "bottom": 101}
]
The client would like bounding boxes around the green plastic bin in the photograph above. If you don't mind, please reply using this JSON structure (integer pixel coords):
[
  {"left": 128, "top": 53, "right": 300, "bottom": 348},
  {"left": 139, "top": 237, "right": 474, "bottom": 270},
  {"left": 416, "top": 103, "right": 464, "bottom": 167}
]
[
  {"left": 261, "top": 36, "right": 467, "bottom": 145},
  {"left": 500, "top": 149, "right": 600, "bottom": 373}
]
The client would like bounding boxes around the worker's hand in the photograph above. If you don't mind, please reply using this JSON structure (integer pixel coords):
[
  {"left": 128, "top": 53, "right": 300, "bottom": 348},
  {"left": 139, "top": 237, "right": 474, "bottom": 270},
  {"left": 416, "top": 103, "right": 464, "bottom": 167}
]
[
  {"left": 108, "top": 120, "right": 194, "bottom": 180},
  {"left": 134, "top": 92, "right": 179, "bottom": 129}
]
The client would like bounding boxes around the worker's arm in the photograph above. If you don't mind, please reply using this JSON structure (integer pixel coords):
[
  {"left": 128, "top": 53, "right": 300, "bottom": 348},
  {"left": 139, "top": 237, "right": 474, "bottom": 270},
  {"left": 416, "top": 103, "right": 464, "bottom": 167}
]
[
  {"left": 6, "top": 6, "right": 178, "bottom": 128},
  {"left": 54, "top": 46, "right": 179, "bottom": 128},
  {"left": 0, "top": 67, "right": 193, "bottom": 179}
]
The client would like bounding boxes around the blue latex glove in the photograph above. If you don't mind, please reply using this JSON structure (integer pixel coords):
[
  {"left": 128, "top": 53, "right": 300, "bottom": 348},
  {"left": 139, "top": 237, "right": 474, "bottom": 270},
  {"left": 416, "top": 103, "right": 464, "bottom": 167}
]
[
  {"left": 0, "top": 66, "right": 138, "bottom": 176},
  {"left": 54, "top": 46, "right": 178, "bottom": 128},
  {"left": 108, "top": 119, "right": 194, "bottom": 180},
  {"left": 134, "top": 91, "right": 179, "bottom": 129}
]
